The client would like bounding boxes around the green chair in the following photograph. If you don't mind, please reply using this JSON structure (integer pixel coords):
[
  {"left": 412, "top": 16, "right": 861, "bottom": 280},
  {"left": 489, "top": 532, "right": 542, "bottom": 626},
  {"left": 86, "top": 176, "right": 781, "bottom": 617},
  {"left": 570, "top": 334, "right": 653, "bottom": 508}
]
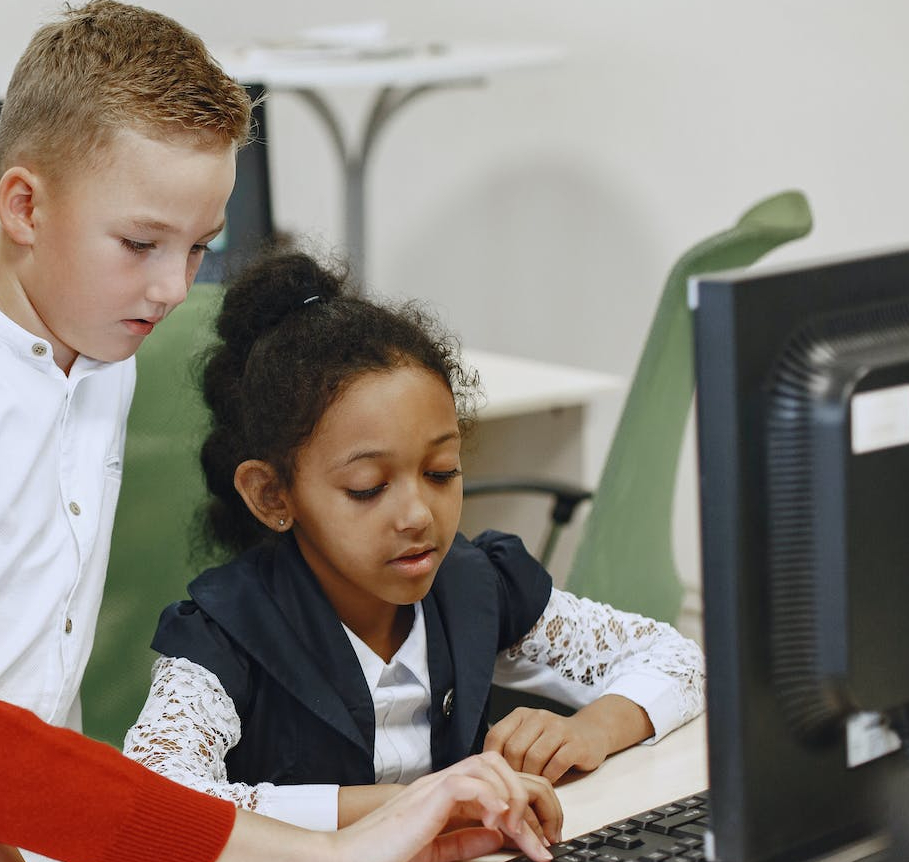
[
  {"left": 467, "top": 189, "right": 813, "bottom": 625},
  {"left": 566, "top": 189, "right": 812, "bottom": 622},
  {"left": 81, "top": 284, "right": 225, "bottom": 745},
  {"left": 469, "top": 189, "right": 812, "bottom": 721}
]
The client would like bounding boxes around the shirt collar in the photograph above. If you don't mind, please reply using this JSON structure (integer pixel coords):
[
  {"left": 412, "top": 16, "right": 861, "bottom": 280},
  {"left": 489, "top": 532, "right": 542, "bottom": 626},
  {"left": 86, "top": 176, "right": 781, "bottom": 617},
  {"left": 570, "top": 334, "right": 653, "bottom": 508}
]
[
  {"left": 342, "top": 603, "right": 431, "bottom": 695},
  {"left": 0, "top": 307, "right": 109, "bottom": 379}
]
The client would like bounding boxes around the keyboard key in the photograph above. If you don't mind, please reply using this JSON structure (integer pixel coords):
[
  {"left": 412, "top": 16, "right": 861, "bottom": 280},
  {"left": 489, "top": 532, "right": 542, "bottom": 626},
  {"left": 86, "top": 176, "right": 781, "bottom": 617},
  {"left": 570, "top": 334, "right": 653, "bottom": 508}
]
[
  {"left": 604, "top": 834, "right": 644, "bottom": 851},
  {"left": 637, "top": 852, "right": 671, "bottom": 861},
  {"left": 571, "top": 834, "right": 605, "bottom": 848},
  {"left": 675, "top": 836, "right": 703, "bottom": 849},
  {"left": 629, "top": 812, "right": 663, "bottom": 828},
  {"left": 546, "top": 842, "right": 580, "bottom": 857},
  {"left": 671, "top": 820, "right": 708, "bottom": 840},
  {"left": 646, "top": 807, "right": 709, "bottom": 835}
]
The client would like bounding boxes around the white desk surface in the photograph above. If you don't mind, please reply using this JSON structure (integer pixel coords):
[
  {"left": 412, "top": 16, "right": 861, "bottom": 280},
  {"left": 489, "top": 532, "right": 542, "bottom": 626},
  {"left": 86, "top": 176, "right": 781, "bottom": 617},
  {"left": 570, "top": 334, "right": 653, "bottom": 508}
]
[
  {"left": 480, "top": 713, "right": 709, "bottom": 861},
  {"left": 462, "top": 348, "right": 624, "bottom": 423},
  {"left": 217, "top": 42, "right": 563, "bottom": 90}
]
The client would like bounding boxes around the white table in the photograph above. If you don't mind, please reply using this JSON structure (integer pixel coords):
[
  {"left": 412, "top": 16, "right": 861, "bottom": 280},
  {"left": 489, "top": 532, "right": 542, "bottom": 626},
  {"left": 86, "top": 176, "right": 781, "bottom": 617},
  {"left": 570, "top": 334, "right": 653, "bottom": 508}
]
[
  {"left": 217, "top": 42, "right": 562, "bottom": 285},
  {"left": 463, "top": 347, "right": 623, "bottom": 480},
  {"left": 459, "top": 348, "right": 624, "bottom": 576},
  {"left": 464, "top": 348, "right": 623, "bottom": 424}
]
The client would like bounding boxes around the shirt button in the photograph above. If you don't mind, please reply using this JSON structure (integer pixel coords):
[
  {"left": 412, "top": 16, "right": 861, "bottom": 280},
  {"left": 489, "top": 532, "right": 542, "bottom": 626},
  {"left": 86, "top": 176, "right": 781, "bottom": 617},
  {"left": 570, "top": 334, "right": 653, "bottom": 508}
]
[
  {"left": 69, "top": 501, "right": 81, "bottom": 516},
  {"left": 65, "top": 618, "right": 73, "bottom": 634},
  {"left": 32, "top": 343, "right": 47, "bottom": 357}
]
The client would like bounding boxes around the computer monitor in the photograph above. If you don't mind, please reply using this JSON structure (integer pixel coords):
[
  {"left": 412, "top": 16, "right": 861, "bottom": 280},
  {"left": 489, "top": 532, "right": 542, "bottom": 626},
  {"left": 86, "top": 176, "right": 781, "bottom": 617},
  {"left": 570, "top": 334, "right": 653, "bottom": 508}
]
[
  {"left": 197, "top": 83, "right": 275, "bottom": 283},
  {"left": 691, "top": 246, "right": 909, "bottom": 862}
]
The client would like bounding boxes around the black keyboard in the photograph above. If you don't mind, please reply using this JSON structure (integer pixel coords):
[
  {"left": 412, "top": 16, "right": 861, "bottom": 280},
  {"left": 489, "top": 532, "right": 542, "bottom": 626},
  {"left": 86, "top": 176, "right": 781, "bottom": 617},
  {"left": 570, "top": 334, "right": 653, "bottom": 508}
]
[{"left": 510, "top": 790, "right": 710, "bottom": 862}]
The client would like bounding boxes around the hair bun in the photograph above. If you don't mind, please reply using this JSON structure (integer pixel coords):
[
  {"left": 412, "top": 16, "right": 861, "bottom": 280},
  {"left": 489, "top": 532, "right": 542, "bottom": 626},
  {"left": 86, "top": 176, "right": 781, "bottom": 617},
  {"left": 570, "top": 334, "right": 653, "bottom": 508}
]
[{"left": 215, "top": 251, "right": 345, "bottom": 357}]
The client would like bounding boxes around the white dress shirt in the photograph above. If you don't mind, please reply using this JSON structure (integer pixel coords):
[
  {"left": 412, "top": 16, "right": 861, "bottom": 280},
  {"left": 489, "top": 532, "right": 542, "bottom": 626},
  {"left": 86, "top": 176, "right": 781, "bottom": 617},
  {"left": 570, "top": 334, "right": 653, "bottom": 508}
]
[
  {"left": 342, "top": 603, "right": 434, "bottom": 784},
  {"left": 0, "top": 309, "right": 135, "bottom": 729}
]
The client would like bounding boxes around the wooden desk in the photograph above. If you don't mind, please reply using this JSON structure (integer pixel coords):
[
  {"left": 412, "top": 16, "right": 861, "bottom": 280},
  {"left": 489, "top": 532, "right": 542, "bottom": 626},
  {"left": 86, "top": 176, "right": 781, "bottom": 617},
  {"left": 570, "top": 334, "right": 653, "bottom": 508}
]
[{"left": 480, "top": 714, "right": 709, "bottom": 861}]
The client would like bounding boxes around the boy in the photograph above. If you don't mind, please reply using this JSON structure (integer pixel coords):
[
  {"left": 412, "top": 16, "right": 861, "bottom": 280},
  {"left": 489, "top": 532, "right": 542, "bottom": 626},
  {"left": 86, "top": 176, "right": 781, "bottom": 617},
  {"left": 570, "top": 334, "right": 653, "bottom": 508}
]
[
  {"left": 0, "top": 0, "right": 245, "bottom": 731},
  {"left": 0, "top": 4, "right": 555, "bottom": 862}
]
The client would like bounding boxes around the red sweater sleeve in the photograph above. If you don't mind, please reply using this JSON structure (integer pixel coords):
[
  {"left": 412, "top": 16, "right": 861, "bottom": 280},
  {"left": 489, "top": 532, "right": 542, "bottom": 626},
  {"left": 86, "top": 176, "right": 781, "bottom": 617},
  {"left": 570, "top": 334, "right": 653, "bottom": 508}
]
[{"left": 0, "top": 700, "right": 236, "bottom": 862}]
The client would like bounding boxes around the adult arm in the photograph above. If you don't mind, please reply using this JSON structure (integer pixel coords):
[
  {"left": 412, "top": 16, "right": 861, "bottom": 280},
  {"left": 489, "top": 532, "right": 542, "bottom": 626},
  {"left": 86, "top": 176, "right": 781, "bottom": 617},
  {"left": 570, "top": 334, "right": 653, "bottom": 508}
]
[
  {"left": 1, "top": 701, "right": 552, "bottom": 862},
  {"left": 485, "top": 588, "right": 705, "bottom": 780},
  {"left": 0, "top": 699, "right": 235, "bottom": 862}
]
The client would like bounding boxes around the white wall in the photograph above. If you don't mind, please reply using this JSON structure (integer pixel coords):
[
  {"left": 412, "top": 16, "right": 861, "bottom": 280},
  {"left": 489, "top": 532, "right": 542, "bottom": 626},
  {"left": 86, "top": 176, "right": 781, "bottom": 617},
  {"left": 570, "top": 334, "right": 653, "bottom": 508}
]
[{"left": 5, "top": 1, "right": 909, "bottom": 633}]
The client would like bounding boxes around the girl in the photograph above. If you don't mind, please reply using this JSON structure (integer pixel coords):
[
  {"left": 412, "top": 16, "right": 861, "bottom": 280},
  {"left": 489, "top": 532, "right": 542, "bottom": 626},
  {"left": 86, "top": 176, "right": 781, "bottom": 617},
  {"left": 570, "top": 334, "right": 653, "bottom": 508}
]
[{"left": 123, "top": 250, "right": 705, "bottom": 836}]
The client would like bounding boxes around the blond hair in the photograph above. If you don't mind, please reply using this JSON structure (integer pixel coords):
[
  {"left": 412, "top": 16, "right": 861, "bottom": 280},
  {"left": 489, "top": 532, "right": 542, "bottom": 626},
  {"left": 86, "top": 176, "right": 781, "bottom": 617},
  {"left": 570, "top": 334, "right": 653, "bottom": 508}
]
[{"left": 0, "top": 0, "right": 252, "bottom": 179}]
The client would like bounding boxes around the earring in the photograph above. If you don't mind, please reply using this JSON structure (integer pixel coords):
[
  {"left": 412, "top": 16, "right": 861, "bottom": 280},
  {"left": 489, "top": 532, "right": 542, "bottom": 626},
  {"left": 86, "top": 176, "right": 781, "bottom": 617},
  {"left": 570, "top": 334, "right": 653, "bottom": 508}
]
[{"left": 278, "top": 518, "right": 286, "bottom": 528}]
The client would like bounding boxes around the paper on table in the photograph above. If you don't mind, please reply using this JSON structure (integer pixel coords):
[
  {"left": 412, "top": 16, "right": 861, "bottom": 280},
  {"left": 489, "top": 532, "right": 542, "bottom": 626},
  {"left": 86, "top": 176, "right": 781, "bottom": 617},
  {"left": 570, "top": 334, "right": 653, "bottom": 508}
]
[{"left": 239, "top": 21, "right": 425, "bottom": 64}]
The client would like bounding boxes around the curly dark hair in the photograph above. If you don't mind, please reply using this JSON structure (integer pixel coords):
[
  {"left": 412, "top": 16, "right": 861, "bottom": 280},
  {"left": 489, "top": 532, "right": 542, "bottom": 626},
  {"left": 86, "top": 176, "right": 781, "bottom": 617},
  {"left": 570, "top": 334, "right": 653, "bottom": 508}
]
[{"left": 200, "top": 249, "right": 480, "bottom": 556}]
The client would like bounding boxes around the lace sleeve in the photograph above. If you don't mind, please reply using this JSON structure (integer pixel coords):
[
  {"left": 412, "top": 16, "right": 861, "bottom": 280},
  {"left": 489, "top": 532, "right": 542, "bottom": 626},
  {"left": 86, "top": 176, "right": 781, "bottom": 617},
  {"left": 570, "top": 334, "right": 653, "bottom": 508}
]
[
  {"left": 493, "top": 589, "right": 705, "bottom": 732},
  {"left": 123, "top": 656, "right": 340, "bottom": 830},
  {"left": 123, "top": 655, "right": 271, "bottom": 810}
]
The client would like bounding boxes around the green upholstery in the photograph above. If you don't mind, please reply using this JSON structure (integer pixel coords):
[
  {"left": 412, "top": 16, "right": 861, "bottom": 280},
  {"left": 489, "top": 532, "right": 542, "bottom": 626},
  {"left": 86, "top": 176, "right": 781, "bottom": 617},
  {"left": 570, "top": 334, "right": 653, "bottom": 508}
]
[
  {"left": 565, "top": 190, "right": 813, "bottom": 622},
  {"left": 81, "top": 284, "right": 225, "bottom": 745}
]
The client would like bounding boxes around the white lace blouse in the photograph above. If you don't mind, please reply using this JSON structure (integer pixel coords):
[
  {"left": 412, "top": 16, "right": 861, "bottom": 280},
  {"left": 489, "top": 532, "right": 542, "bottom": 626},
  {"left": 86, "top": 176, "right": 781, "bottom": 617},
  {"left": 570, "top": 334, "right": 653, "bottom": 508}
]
[{"left": 122, "top": 588, "right": 704, "bottom": 831}]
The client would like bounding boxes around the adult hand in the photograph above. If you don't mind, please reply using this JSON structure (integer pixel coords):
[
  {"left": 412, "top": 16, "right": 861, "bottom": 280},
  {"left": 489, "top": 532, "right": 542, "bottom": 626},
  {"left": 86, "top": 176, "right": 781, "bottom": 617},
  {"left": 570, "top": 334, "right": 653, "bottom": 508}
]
[
  {"left": 483, "top": 696, "right": 654, "bottom": 783},
  {"left": 219, "top": 753, "right": 558, "bottom": 862},
  {"left": 334, "top": 752, "right": 556, "bottom": 862},
  {"left": 443, "top": 769, "right": 561, "bottom": 849},
  {"left": 505, "top": 773, "right": 562, "bottom": 848}
]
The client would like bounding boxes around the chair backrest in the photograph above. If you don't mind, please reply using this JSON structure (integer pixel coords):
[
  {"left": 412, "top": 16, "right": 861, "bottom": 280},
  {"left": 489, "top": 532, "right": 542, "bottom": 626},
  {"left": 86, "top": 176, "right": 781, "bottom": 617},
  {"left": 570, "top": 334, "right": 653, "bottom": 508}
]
[
  {"left": 565, "top": 190, "right": 813, "bottom": 623},
  {"left": 81, "top": 284, "right": 225, "bottom": 745}
]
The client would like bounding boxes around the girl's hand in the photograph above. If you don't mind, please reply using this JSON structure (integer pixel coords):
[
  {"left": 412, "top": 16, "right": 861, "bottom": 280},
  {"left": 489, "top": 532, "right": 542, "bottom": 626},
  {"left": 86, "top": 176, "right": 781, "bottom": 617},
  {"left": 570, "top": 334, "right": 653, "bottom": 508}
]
[{"left": 483, "top": 695, "right": 655, "bottom": 783}]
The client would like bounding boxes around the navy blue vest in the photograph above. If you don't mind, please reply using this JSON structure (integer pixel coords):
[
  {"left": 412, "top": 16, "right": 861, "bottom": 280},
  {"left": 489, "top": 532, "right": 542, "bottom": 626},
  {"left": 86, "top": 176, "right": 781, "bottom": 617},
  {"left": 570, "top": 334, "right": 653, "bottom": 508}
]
[{"left": 152, "top": 530, "right": 551, "bottom": 788}]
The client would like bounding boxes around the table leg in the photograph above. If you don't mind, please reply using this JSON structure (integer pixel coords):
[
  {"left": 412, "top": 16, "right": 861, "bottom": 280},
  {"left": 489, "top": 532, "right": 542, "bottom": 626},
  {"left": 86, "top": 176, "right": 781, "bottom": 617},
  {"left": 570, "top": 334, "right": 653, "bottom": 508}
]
[{"left": 294, "top": 80, "right": 482, "bottom": 289}]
